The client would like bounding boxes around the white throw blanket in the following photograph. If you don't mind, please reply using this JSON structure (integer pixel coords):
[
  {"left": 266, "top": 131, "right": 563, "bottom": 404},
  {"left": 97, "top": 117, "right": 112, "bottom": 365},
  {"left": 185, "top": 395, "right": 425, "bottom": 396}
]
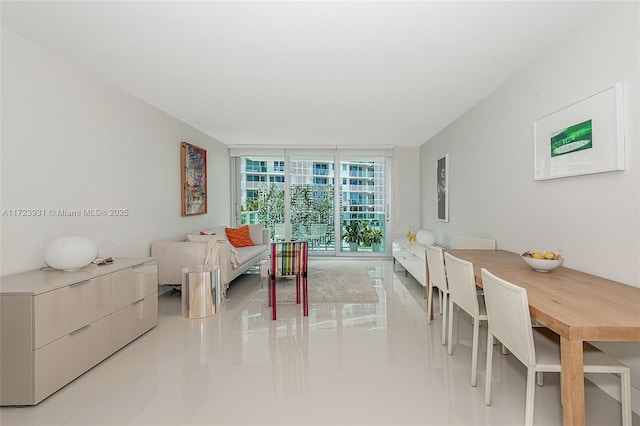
[{"left": 204, "top": 236, "right": 240, "bottom": 296}]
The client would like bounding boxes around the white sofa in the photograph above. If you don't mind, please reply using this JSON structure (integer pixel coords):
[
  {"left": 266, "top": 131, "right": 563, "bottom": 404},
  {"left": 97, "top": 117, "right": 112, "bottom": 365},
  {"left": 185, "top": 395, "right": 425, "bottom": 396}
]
[{"left": 150, "top": 224, "right": 269, "bottom": 290}]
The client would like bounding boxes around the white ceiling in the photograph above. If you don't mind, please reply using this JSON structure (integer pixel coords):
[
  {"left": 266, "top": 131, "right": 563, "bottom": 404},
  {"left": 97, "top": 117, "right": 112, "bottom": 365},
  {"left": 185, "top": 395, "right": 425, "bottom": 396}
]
[{"left": 2, "top": 1, "right": 605, "bottom": 147}]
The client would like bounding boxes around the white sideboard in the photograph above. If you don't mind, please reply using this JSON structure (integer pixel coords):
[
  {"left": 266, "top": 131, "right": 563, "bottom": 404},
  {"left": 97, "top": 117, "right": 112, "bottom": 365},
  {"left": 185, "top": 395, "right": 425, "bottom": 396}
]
[
  {"left": 0, "top": 257, "right": 158, "bottom": 406},
  {"left": 392, "top": 239, "right": 428, "bottom": 297}
]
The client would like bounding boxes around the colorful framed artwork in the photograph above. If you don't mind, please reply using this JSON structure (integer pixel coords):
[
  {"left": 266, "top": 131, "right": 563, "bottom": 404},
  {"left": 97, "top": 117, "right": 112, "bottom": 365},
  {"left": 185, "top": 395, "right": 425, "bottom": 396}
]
[
  {"left": 437, "top": 153, "right": 449, "bottom": 222},
  {"left": 181, "top": 142, "right": 207, "bottom": 216},
  {"left": 534, "top": 83, "right": 624, "bottom": 180}
]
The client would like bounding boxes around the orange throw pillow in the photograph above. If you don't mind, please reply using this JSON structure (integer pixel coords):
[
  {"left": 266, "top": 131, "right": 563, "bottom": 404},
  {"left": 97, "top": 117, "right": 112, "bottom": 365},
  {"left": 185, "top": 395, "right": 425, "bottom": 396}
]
[{"left": 225, "top": 225, "right": 254, "bottom": 248}]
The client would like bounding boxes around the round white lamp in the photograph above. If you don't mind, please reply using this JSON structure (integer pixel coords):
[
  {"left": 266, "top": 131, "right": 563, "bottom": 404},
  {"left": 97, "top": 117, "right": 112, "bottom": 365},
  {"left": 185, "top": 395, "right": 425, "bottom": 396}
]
[
  {"left": 416, "top": 229, "right": 436, "bottom": 246},
  {"left": 43, "top": 236, "right": 98, "bottom": 271}
]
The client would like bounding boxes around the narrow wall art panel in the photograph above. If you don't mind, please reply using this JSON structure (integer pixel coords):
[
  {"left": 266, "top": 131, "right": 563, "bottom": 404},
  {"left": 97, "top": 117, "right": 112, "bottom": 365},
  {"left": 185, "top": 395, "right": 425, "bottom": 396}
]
[
  {"left": 181, "top": 142, "right": 207, "bottom": 216},
  {"left": 437, "top": 154, "right": 449, "bottom": 222}
]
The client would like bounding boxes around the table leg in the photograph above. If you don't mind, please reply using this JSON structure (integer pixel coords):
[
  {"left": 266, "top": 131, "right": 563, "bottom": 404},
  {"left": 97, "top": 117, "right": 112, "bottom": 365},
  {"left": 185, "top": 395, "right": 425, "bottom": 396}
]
[{"left": 560, "top": 337, "right": 586, "bottom": 426}]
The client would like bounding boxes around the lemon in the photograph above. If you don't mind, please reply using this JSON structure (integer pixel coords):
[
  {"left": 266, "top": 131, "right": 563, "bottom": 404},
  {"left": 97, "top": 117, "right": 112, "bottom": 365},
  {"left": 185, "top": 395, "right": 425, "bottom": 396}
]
[
  {"left": 532, "top": 252, "right": 543, "bottom": 259},
  {"left": 544, "top": 252, "right": 556, "bottom": 260}
]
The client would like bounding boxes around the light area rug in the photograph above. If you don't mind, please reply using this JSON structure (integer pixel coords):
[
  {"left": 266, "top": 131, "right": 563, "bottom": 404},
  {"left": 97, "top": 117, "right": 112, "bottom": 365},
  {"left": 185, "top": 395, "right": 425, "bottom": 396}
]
[{"left": 249, "top": 260, "right": 379, "bottom": 305}]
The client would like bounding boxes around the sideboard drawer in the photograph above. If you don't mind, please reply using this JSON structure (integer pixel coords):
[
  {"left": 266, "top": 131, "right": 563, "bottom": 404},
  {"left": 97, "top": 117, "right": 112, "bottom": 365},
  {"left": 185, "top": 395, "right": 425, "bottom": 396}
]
[
  {"left": 34, "top": 275, "right": 112, "bottom": 349},
  {"left": 34, "top": 314, "right": 112, "bottom": 404},
  {"left": 111, "top": 263, "right": 157, "bottom": 311},
  {"left": 111, "top": 292, "right": 158, "bottom": 352},
  {"left": 403, "top": 258, "right": 426, "bottom": 286}
]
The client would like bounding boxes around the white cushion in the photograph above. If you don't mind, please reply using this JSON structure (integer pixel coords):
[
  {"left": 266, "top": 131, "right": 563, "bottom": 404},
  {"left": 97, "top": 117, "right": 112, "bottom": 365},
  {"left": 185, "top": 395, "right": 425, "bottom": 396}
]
[
  {"left": 248, "top": 224, "right": 264, "bottom": 244},
  {"left": 185, "top": 233, "right": 218, "bottom": 242},
  {"left": 236, "top": 244, "right": 267, "bottom": 264},
  {"left": 206, "top": 226, "right": 227, "bottom": 239},
  {"left": 185, "top": 225, "right": 264, "bottom": 244}
]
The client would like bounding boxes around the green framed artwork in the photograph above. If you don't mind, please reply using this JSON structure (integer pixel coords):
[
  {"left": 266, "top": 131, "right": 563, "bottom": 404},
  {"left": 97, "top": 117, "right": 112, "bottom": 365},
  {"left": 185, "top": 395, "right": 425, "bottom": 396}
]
[
  {"left": 533, "top": 83, "right": 624, "bottom": 180},
  {"left": 181, "top": 142, "right": 207, "bottom": 216},
  {"left": 550, "top": 119, "right": 592, "bottom": 157}
]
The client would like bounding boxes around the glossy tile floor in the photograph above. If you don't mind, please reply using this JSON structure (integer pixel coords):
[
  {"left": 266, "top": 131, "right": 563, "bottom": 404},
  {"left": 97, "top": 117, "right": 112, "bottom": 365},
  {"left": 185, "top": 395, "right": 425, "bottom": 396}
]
[{"left": 1, "top": 260, "right": 635, "bottom": 426}]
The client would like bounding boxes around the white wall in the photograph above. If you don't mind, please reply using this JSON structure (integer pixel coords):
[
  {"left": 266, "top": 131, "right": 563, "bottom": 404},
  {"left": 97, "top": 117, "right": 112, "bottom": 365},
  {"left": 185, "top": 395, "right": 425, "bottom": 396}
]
[
  {"left": 420, "top": 2, "right": 639, "bottom": 410},
  {"left": 391, "top": 147, "right": 421, "bottom": 240},
  {"left": 1, "top": 28, "right": 231, "bottom": 277}
]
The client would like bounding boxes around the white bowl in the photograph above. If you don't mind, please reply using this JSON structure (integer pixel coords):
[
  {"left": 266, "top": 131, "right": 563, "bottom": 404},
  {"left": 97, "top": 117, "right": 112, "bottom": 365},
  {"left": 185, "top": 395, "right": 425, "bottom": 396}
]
[{"left": 521, "top": 255, "right": 564, "bottom": 272}]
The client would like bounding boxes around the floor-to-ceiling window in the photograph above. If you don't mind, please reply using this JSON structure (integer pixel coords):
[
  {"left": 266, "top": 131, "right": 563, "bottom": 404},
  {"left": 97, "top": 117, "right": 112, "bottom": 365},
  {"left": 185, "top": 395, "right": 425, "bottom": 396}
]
[
  {"left": 232, "top": 149, "right": 391, "bottom": 256},
  {"left": 236, "top": 155, "right": 286, "bottom": 239},
  {"left": 338, "top": 156, "right": 387, "bottom": 255},
  {"left": 289, "top": 156, "right": 335, "bottom": 253}
]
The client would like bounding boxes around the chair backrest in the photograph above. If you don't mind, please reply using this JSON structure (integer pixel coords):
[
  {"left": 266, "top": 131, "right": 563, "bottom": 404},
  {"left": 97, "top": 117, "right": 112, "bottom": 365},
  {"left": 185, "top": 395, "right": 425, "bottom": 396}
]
[
  {"left": 444, "top": 252, "right": 480, "bottom": 317},
  {"left": 425, "top": 245, "right": 447, "bottom": 291},
  {"left": 271, "top": 241, "right": 308, "bottom": 276},
  {"left": 455, "top": 237, "right": 496, "bottom": 250},
  {"left": 481, "top": 268, "right": 536, "bottom": 367}
]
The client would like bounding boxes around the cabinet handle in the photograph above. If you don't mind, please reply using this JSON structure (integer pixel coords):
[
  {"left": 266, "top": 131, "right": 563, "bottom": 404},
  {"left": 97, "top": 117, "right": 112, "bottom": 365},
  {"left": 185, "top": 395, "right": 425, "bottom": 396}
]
[
  {"left": 131, "top": 298, "right": 145, "bottom": 306},
  {"left": 69, "top": 324, "right": 91, "bottom": 336},
  {"left": 69, "top": 280, "right": 90, "bottom": 288}
]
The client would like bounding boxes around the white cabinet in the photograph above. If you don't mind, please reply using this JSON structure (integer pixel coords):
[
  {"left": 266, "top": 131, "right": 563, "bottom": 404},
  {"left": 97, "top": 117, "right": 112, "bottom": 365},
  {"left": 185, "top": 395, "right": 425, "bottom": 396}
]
[
  {"left": 0, "top": 258, "right": 157, "bottom": 406},
  {"left": 393, "top": 240, "right": 428, "bottom": 295}
]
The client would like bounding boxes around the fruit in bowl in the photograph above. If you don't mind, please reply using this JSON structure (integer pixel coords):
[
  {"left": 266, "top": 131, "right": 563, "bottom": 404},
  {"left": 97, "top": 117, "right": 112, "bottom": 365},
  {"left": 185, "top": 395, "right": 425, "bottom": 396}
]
[{"left": 521, "top": 251, "right": 564, "bottom": 272}]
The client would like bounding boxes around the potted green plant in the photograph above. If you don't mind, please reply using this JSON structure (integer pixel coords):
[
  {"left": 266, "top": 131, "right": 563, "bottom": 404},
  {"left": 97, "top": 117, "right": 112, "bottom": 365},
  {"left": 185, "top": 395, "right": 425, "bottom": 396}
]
[
  {"left": 367, "top": 228, "right": 384, "bottom": 252},
  {"left": 342, "top": 220, "right": 365, "bottom": 251}
]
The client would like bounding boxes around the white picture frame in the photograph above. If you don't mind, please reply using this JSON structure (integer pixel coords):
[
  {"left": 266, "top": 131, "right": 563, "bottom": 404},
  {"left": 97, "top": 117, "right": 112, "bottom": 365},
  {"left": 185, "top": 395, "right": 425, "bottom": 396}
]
[
  {"left": 533, "top": 83, "right": 624, "bottom": 180},
  {"left": 437, "top": 154, "right": 449, "bottom": 222}
]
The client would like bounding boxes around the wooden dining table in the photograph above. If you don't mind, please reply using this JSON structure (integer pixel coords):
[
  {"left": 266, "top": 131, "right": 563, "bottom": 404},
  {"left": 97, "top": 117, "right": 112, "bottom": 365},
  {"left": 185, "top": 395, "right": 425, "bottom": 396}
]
[{"left": 445, "top": 249, "right": 640, "bottom": 426}]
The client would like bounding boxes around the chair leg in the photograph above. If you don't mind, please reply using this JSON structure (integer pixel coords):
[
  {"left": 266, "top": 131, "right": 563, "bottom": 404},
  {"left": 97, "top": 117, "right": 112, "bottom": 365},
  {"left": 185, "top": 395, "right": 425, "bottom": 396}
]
[
  {"left": 525, "top": 368, "right": 536, "bottom": 426},
  {"left": 427, "top": 282, "right": 434, "bottom": 325},
  {"left": 270, "top": 276, "right": 277, "bottom": 320},
  {"left": 622, "top": 370, "right": 632, "bottom": 426},
  {"left": 438, "top": 289, "right": 444, "bottom": 314},
  {"left": 441, "top": 292, "right": 448, "bottom": 346},
  {"left": 484, "top": 332, "right": 494, "bottom": 406},
  {"left": 302, "top": 274, "right": 309, "bottom": 317},
  {"left": 471, "top": 318, "right": 480, "bottom": 387},
  {"left": 447, "top": 299, "right": 454, "bottom": 355}
]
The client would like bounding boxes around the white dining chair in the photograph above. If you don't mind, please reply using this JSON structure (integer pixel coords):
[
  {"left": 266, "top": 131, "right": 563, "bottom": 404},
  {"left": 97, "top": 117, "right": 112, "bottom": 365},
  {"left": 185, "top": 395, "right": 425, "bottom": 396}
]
[
  {"left": 425, "top": 245, "right": 449, "bottom": 346},
  {"left": 444, "top": 252, "right": 487, "bottom": 387},
  {"left": 481, "top": 268, "right": 631, "bottom": 426},
  {"left": 454, "top": 237, "right": 495, "bottom": 299},
  {"left": 455, "top": 237, "right": 496, "bottom": 250}
]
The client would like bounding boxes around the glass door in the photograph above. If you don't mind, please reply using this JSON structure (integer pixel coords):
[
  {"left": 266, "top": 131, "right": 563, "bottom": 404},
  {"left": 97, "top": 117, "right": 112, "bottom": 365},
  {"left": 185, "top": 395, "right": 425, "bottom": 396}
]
[
  {"left": 338, "top": 157, "right": 387, "bottom": 255},
  {"left": 289, "top": 156, "right": 335, "bottom": 254},
  {"left": 238, "top": 156, "right": 286, "bottom": 241}
]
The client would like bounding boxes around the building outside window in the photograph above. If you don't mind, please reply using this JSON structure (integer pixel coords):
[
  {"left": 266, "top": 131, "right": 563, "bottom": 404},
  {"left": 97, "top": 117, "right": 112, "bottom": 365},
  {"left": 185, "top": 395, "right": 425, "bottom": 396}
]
[{"left": 237, "top": 155, "right": 387, "bottom": 255}]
